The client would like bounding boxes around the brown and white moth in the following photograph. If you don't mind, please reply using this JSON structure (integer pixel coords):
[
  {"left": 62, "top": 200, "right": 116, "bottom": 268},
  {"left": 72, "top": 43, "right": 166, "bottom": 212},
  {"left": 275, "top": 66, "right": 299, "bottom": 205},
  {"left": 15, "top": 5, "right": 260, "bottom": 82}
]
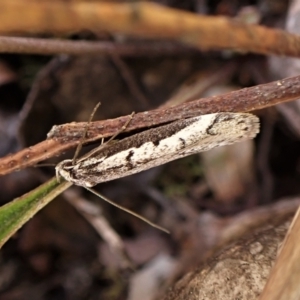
[{"left": 55, "top": 113, "right": 260, "bottom": 188}]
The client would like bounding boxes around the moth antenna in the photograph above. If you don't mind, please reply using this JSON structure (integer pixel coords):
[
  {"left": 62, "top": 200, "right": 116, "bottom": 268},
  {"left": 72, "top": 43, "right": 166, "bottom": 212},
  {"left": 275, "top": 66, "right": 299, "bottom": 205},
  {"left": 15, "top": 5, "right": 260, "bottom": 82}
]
[
  {"left": 72, "top": 102, "right": 101, "bottom": 165},
  {"left": 85, "top": 187, "right": 170, "bottom": 234}
]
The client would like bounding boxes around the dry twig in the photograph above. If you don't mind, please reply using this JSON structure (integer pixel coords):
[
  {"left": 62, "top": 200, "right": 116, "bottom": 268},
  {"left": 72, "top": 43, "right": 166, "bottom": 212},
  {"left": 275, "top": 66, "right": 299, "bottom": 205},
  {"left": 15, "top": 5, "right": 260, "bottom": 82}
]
[{"left": 0, "top": 2, "right": 300, "bottom": 57}]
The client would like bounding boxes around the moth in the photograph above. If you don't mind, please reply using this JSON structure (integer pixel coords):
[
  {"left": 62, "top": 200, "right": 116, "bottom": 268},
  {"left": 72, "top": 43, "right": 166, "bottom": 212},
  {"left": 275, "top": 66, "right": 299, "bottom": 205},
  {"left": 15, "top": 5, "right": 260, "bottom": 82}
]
[{"left": 56, "top": 112, "right": 260, "bottom": 188}]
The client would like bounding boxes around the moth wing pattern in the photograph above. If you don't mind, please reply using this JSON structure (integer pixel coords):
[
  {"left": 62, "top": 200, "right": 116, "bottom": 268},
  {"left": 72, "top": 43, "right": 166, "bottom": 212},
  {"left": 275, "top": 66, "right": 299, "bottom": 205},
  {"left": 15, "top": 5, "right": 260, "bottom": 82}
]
[{"left": 56, "top": 112, "right": 259, "bottom": 187}]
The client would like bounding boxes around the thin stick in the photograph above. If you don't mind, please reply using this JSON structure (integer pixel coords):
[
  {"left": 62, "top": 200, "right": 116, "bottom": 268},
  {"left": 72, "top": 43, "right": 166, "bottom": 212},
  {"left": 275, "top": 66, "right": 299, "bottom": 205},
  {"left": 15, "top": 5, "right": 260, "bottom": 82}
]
[
  {"left": 86, "top": 187, "right": 170, "bottom": 234},
  {"left": 64, "top": 189, "right": 134, "bottom": 269}
]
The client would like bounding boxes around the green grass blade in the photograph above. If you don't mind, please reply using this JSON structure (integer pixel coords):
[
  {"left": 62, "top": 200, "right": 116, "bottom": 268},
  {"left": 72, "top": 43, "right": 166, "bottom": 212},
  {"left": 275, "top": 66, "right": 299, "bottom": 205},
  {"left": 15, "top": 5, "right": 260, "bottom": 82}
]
[{"left": 0, "top": 177, "right": 72, "bottom": 248}]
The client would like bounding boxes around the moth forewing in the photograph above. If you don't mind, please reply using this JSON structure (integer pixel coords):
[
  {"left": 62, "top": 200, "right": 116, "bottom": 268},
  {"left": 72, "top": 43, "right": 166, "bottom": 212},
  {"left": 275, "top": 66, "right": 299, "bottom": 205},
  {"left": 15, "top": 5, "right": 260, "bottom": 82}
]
[{"left": 56, "top": 112, "right": 259, "bottom": 188}]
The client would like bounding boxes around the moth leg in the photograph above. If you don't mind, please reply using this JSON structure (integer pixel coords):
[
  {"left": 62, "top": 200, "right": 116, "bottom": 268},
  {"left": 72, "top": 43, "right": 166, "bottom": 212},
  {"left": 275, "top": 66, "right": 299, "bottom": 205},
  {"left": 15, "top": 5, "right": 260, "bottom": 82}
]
[
  {"left": 105, "top": 111, "right": 135, "bottom": 145},
  {"left": 72, "top": 102, "right": 101, "bottom": 164},
  {"left": 73, "top": 111, "right": 135, "bottom": 163}
]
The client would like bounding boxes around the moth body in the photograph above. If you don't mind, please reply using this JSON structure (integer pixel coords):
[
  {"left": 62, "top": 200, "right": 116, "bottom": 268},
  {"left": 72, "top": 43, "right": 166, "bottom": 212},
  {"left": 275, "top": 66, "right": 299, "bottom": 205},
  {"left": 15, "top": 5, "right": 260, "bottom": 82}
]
[{"left": 55, "top": 113, "right": 260, "bottom": 188}]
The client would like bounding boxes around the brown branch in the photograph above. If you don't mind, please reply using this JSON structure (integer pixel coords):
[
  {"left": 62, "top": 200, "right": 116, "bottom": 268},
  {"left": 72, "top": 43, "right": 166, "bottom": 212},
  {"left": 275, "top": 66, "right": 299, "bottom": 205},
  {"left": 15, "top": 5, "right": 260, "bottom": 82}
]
[
  {"left": 0, "top": 75, "right": 300, "bottom": 176},
  {"left": 0, "top": 37, "right": 196, "bottom": 56},
  {"left": 49, "top": 75, "right": 300, "bottom": 140},
  {"left": 0, "top": 1, "right": 300, "bottom": 57}
]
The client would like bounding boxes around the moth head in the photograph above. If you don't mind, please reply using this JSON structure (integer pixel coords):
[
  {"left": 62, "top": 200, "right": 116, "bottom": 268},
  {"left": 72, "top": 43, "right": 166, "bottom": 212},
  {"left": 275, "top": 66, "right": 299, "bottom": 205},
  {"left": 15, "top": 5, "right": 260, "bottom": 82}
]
[{"left": 55, "top": 159, "right": 75, "bottom": 183}]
